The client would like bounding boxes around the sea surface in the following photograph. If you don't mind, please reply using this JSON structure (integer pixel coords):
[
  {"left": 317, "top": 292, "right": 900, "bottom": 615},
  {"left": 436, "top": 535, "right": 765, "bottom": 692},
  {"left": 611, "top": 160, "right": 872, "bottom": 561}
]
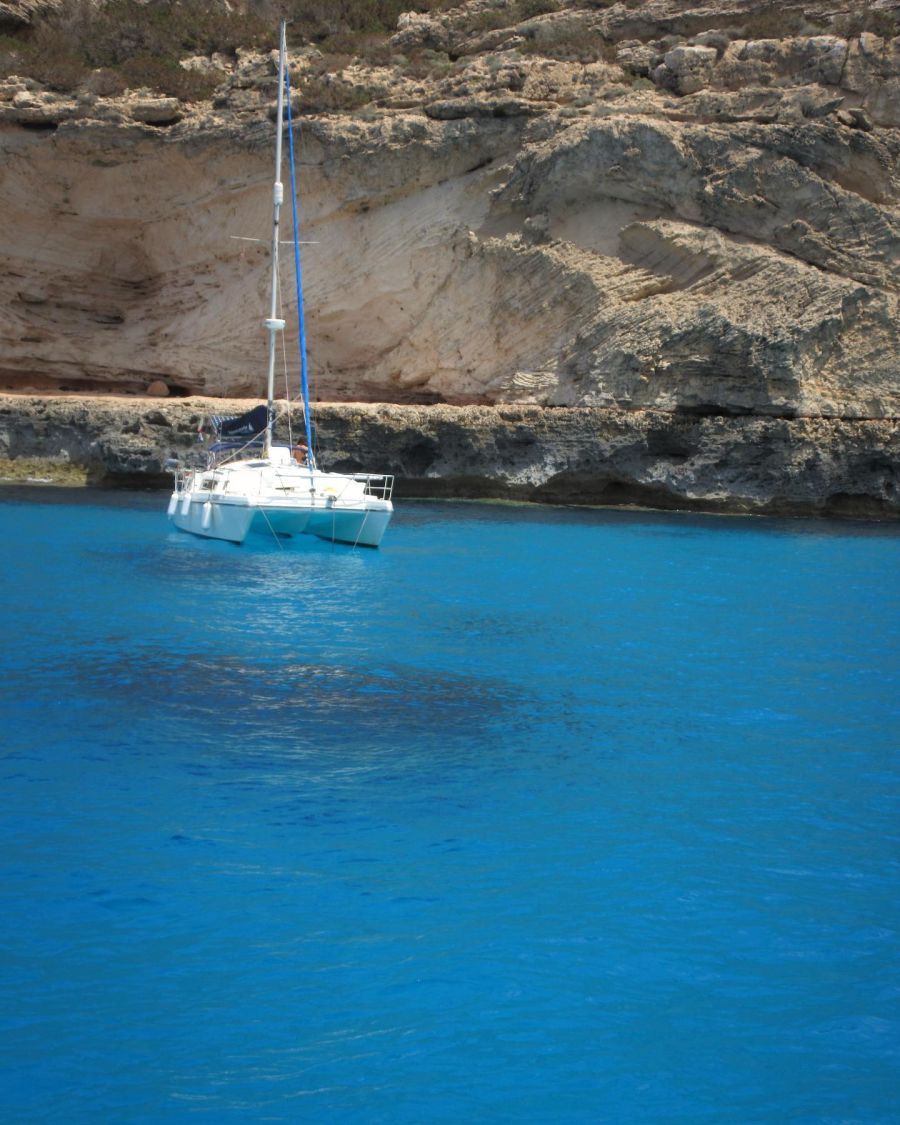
[{"left": 1, "top": 488, "right": 899, "bottom": 1123}]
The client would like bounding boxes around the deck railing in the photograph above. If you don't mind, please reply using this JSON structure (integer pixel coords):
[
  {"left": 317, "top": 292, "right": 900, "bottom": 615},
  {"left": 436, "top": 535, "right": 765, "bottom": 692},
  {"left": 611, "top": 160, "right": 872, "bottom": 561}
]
[{"left": 352, "top": 474, "right": 394, "bottom": 501}]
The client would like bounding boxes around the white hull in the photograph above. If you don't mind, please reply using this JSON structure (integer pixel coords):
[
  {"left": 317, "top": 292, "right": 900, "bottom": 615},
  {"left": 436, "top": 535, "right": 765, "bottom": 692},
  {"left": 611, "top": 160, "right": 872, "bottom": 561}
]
[
  {"left": 167, "top": 456, "right": 393, "bottom": 548},
  {"left": 169, "top": 496, "right": 391, "bottom": 548}
]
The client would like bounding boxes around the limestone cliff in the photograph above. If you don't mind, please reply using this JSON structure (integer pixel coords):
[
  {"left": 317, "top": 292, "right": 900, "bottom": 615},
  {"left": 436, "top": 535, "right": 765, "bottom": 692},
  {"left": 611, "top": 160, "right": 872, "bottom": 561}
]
[
  {"left": 0, "top": 0, "right": 898, "bottom": 514},
  {"left": 1, "top": 393, "right": 897, "bottom": 519}
]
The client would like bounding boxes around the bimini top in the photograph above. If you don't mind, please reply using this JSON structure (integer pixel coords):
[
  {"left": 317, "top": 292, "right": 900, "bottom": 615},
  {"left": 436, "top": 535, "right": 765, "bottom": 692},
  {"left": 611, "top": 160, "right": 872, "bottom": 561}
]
[{"left": 208, "top": 405, "right": 271, "bottom": 440}]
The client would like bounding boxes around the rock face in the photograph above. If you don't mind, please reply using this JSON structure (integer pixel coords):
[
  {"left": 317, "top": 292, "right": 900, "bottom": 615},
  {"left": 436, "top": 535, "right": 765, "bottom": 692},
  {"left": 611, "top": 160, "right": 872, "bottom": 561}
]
[
  {"left": 0, "top": 0, "right": 898, "bottom": 513},
  {"left": 1, "top": 394, "right": 897, "bottom": 519}
]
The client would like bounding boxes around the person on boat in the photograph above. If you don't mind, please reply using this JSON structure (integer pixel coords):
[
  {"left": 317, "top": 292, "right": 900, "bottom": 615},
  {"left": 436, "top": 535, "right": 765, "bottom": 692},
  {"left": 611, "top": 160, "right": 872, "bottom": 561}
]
[{"left": 292, "top": 443, "right": 308, "bottom": 465}]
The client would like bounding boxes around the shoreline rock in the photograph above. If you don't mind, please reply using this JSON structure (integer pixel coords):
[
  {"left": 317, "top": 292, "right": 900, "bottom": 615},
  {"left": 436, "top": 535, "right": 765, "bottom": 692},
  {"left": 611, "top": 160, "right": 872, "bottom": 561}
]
[{"left": 0, "top": 393, "right": 896, "bottom": 520}]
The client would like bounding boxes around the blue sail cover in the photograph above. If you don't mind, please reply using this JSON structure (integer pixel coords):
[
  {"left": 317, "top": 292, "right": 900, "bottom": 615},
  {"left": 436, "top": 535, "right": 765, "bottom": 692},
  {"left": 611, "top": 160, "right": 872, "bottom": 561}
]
[{"left": 212, "top": 405, "right": 270, "bottom": 439}]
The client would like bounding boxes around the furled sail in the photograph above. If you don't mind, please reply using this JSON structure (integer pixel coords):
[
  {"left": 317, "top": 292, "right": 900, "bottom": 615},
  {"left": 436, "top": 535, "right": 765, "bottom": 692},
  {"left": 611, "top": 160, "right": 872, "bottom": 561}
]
[{"left": 210, "top": 405, "right": 271, "bottom": 440}]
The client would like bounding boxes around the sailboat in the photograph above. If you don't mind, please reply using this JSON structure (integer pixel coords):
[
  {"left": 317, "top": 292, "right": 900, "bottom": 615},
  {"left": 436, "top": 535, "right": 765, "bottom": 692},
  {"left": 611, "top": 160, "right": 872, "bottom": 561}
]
[{"left": 166, "top": 23, "right": 393, "bottom": 548}]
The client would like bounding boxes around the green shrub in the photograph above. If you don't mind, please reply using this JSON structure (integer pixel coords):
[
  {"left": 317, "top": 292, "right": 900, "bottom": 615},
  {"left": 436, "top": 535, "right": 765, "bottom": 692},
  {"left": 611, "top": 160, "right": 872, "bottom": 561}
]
[
  {"left": 293, "top": 72, "right": 374, "bottom": 113},
  {"left": 319, "top": 31, "right": 396, "bottom": 66},
  {"left": 460, "top": 0, "right": 560, "bottom": 34},
  {"left": 520, "top": 26, "right": 614, "bottom": 64},
  {"left": 16, "top": 24, "right": 87, "bottom": 91},
  {"left": 273, "top": 0, "right": 450, "bottom": 37},
  {"left": 84, "top": 68, "right": 127, "bottom": 97},
  {"left": 470, "top": 9, "right": 509, "bottom": 33},
  {"left": 0, "top": 0, "right": 270, "bottom": 91},
  {"left": 868, "top": 11, "right": 899, "bottom": 37},
  {"left": 91, "top": 1, "right": 270, "bottom": 64},
  {"left": 400, "top": 47, "right": 453, "bottom": 79},
  {"left": 120, "top": 56, "right": 226, "bottom": 101},
  {"left": 516, "top": 0, "right": 560, "bottom": 17},
  {"left": 832, "top": 3, "right": 899, "bottom": 39},
  {"left": 738, "top": 6, "right": 808, "bottom": 39}
]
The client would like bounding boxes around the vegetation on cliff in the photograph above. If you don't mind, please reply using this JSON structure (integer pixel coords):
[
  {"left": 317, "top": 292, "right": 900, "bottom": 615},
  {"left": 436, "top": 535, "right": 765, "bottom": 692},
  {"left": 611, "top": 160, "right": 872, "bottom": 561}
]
[
  {"left": 0, "top": 0, "right": 458, "bottom": 100},
  {"left": 4, "top": 0, "right": 895, "bottom": 106}
]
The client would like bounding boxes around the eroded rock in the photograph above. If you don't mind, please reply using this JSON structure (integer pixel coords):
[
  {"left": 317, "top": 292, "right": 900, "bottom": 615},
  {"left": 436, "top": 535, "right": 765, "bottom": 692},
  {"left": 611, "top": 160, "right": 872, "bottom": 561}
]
[
  {"left": 0, "top": 394, "right": 896, "bottom": 519},
  {"left": 128, "top": 98, "right": 183, "bottom": 126},
  {"left": 0, "top": 0, "right": 896, "bottom": 446}
]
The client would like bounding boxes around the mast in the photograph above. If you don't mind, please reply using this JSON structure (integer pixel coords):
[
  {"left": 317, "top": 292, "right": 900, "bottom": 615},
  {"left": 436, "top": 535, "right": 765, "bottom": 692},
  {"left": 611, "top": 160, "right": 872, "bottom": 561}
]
[{"left": 262, "top": 20, "right": 287, "bottom": 457}]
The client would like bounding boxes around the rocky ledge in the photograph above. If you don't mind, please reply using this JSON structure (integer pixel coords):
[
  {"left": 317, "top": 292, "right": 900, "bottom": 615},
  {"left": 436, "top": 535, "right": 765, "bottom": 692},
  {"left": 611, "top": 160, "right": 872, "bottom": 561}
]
[{"left": 0, "top": 394, "right": 896, "bottom": 520}]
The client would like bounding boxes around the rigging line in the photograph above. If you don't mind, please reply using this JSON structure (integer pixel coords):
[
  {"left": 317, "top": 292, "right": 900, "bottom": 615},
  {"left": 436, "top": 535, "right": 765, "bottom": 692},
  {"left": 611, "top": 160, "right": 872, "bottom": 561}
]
[
  {"left": 284, "top": 60, "right": 315, "bottom": 470},
  {"left": 352, "top": 509, "right": 370, "bottom": 550},
  {"left": 229, "top": 235, "right": 319, "bottom": 244},
  {"left": 258, "top": 505, "right": 286, "bottom": 550},
  {"left": 290, "top": 108, "right": 319, "bottom": 466},
  {"left": 276, "top": 284, "right": 294, "bottom": 448},
  {"left": 212, "top": 427, "right": 268, "bottom": 468},
  {"left": 308, "top": 363, "right": 321, "bottom": 465}
]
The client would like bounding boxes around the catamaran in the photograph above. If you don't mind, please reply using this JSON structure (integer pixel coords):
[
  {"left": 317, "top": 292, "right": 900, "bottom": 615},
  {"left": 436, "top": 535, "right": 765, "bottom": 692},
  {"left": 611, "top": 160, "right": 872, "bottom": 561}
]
[{"left": 167, "top": 23, "right": 393, "bottom": 548}]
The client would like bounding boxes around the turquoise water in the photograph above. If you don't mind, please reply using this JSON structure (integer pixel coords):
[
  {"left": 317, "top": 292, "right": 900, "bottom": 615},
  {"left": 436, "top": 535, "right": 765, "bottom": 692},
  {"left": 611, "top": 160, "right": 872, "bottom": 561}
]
[{"left": 1, "top": 488, "right": 899, "bottom": 1123}]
